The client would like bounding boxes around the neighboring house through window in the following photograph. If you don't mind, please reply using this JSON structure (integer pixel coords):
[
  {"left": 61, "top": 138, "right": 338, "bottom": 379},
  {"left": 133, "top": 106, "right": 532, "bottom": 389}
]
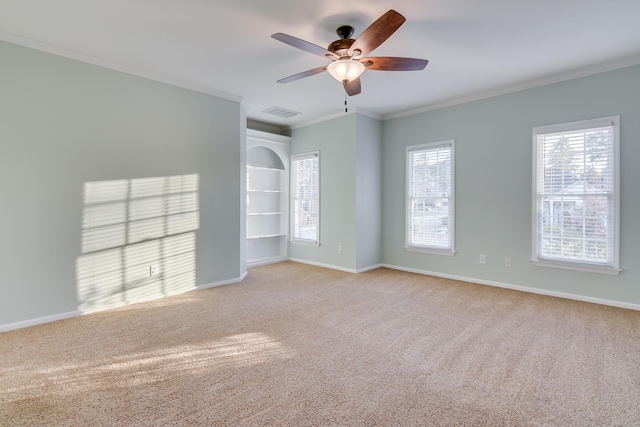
[
  {"left": 532, "top": 116, "right": 620, "bottom": 274},
  {"left": 291, "top": 152, "right": 320, "bottom": 245},
  {"left": 406, "top": 141, "right": 455, "bottom": 254}
]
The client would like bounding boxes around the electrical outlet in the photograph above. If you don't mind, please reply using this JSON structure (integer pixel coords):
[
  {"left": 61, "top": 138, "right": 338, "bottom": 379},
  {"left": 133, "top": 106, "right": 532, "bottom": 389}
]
[
  {"left": 338, "top": 245, "right": 343, "bottom": 254},
  {"left": 479, "top": 254, "right": 486, "bottom": 264},
  {"left": 150, "top": 265, "right": 160, "bottom": 276},
  {"left": 505, "top": 257, "right": 512, "bottom": 267}
]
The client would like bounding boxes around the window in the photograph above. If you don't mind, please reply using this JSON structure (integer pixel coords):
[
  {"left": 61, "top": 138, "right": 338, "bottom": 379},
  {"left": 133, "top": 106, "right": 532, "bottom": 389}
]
[
  {"left": 406, "top": 141, "right": 455, "bottom": 254},
  {"left": 532, "top": 117, "right": 620, "bottom": 274},
  {"left": 291, "top": 152, "right": 320, "bottom": 245}
]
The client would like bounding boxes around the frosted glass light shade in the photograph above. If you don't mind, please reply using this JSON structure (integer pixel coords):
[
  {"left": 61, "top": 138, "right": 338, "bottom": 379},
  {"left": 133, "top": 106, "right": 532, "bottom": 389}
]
[{"left": 326, "top": 60, "right": 365, "bottom": 83}]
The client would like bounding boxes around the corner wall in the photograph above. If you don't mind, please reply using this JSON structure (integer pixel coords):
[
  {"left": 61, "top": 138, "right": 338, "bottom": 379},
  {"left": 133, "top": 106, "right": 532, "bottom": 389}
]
[
  {"left": 355, "top": 114, "right": 382, "bottom": 271},
  {"left": 290, "top": 112, "right": 383, "bottom": 272},
  {"left": 290, "top": 115, "right": 358, "bottom": 270}
]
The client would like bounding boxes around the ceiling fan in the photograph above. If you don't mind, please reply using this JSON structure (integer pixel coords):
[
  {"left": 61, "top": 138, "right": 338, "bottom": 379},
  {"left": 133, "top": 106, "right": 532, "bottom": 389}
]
[{"left": 271, "top": 10, "right": 428, "bottom": 96}]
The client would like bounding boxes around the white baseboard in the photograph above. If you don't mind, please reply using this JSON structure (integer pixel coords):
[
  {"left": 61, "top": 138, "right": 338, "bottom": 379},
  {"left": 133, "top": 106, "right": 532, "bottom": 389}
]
[
  {"left": 247, "top": 257, "right": 289, "bottom": 268},
  {"left": 381, "top": 263, "right": 640, "bottom": 311},
  {"left": 289, "top": 258, "right": 355, "bottom": 273},
  {"left": 1, "top": 272, "right": 250, "bottom": 333},
  {"left": 0, "top": 310, "right": 81, "bottom": 333},
  {"left": 356, "top": 264, "right": 383, "bottom": 273},
  {"left": 288, "top": 258, "right": 383, "bottom": 274}
]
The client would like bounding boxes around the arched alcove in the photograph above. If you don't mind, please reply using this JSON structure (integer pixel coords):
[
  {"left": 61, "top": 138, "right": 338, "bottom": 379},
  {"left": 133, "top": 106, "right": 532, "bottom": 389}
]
[{"left": 247, "top": 146, "right": 285, "bottom": 170}]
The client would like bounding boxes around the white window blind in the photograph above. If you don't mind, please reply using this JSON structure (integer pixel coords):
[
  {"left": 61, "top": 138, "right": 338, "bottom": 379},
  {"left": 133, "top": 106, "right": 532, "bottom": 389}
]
[
  {"left": 291, "top": 152, "right": 320, "bottom": 244},
  {"left": 406, "top": 141, "right": 454, "bottom": 253},
  {"left": 533, "top": 117, "right": 620, "bottom": 273}
]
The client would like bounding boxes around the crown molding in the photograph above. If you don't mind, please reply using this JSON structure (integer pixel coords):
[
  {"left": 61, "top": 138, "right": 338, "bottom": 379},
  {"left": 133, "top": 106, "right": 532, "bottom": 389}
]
[
  {"left": 247, "top": 128, "right": 291, "bottom": 144},
  {"left": 0, "top": 31, "right": 244, "bottom": 104},
  {"left": 290, "top": 107, "right": 381, "bottom": 129},
  {"left": 384, "top": 55, "right": 640, "bottom": 121}
]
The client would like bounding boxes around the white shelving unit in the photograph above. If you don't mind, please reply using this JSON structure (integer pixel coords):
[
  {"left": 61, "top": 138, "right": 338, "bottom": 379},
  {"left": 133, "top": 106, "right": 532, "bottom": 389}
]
[{"left": 246, "top": 130, "right": 290, "bottom": 266}]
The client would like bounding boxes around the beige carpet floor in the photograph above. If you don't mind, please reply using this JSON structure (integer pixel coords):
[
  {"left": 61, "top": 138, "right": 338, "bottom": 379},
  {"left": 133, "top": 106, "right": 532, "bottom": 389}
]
[{"left": 1, "top": 262, "right": 640, "bottom": 426}]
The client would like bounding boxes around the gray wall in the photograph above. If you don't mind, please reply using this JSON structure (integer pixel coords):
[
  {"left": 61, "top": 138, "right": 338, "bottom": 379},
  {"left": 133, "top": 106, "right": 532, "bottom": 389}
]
[
  {"left": 382, "top": 65, "right": 640, "bottom": 306},
  {"left": 0, "top": 41, "right": 246, "bottom": 327}
]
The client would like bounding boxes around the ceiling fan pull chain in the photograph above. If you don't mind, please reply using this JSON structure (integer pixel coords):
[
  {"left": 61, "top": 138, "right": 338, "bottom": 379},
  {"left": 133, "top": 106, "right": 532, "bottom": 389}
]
[{"left": 344, "top": 86, "right": 348, "bottom": 113}]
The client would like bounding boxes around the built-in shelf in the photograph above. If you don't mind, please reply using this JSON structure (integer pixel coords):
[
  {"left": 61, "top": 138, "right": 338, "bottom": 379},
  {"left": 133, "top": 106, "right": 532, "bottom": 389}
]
[
  {"left": 247, "top": 233, "right": 286, "bottom": 239},
  {"left": 246, "top": 130, "right": 290, "bottom": 267},
  {"left": 247, "top": 165, "right": 283, "bottom": 171}
]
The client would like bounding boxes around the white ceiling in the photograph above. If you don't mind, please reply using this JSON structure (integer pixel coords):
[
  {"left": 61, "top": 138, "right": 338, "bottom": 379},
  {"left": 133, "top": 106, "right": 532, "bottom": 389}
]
[{"left": 2, "top": 0, "right": 640, "bottom": 129}]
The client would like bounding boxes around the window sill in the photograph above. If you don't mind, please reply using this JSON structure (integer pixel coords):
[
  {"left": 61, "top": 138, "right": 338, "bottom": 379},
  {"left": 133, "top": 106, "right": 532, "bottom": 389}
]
[
  {"left": 405, "top": 246, "right": 456, "bottom": 256},
  {"left": 290, "top": 239, "right": 320, "bottom": 247},
  {"left": 531, "top": 259, "right": 621, "bottom": 275}
]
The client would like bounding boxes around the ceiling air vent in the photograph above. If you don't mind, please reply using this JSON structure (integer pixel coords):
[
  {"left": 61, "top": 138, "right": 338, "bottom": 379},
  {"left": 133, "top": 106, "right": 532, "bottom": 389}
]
[{"left": 262, "top": 106, "right": 301, "bottom": 118}]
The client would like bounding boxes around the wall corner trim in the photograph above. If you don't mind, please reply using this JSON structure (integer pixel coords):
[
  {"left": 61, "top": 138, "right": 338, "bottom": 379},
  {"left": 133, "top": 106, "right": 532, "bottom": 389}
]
[
  {"left": 196, "top": 272, "right": 248, "bottom": 291},
  {"left": 290, "top": 258, "right": 357, "bottom": 273},
  {"left": 289, "top": 258, "right": 382, "bottom": 274},
  {"left": 356, "top": 264, "right": 383, "bottom": 273},
  {"left": 247, "top": 257, "right": 289, "bottom": 268}
]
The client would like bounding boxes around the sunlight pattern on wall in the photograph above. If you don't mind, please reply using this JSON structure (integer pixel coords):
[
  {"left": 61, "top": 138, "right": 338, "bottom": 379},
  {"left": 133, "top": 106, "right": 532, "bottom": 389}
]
[{"left": 76, "top": 175, "right": 199, "bottom": 312}]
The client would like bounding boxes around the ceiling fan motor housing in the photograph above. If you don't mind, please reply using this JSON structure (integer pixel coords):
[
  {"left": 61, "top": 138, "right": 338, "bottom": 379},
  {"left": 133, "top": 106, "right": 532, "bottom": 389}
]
[
  {"left": 328, "top": 25, "right": 357, "bottom": 58},
  {"left": 328, "top": 38, "right": 355, "bottom": 57}
]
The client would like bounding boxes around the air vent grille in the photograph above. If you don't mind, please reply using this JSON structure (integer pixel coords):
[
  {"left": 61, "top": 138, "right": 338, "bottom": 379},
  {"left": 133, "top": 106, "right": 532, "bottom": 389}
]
[{"left": 262, "top": 106, "right": 301, "bottom": 118}]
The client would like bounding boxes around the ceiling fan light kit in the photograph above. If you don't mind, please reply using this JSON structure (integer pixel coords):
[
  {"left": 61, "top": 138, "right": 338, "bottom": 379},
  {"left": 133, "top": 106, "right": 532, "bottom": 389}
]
[
  {"left": 272, "top": 9, "right": 428, "bottom": 97},
  {"left": 326, "top": 59, "right": 365, "bottom": 83}
]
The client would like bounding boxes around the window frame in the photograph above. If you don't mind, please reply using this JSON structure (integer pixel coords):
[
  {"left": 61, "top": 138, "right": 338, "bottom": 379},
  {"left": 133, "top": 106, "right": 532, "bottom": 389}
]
[
  {"left": 531, "top": 116, "right": 621, "bottom": 275},
  {"left": 290, "top": 151, "right": 320, "bottom": 246},
  {"left": 405, "top": 140, "right": 456, "bottom": 256}
]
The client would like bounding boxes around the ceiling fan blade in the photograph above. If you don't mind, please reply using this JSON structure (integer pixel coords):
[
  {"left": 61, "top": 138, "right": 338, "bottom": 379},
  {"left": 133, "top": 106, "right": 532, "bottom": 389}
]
[
  {"left": 348, "top": 10, "right": 406, "bottom": 58},
  {"left": 362, "top": 57, "right": 429, "bottom": 71},
  {"left": 272, "top": 33, "right": 339, "bottom": 59},
  {"left": 277, "top": 66, "right": 328, "bottom": 84},
  {"left": 344, "top": 78, "right": 362, "bottom": 96}
]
